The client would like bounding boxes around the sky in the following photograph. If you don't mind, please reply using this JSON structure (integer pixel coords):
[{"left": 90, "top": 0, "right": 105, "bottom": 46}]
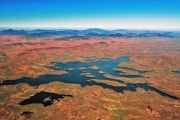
[{"left": 0, "top": 0, "right": 180, "bottom": 30}]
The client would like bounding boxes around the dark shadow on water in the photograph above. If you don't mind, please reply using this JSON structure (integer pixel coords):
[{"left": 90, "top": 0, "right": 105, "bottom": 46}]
[
  {"left": 118, "top": 75, "right": 144, "bottom": 78},
  {"left": 19, "top": 91, "right": 73, "bottom": 107}
]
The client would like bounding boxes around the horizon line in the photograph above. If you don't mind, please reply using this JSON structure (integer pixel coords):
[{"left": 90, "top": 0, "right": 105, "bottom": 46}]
[{"left": 0, "top": 27, "right": 180, "bottom": 31}]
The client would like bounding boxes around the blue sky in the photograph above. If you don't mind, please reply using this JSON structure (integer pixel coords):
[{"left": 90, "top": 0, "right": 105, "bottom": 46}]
[{"left": 0, "top": 0, "right": 180, "bottom": 29}]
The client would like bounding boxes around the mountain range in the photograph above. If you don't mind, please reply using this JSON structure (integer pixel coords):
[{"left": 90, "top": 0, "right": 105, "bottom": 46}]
[{"left": 0, "top": 28, "right": 180, "bottom": 38}]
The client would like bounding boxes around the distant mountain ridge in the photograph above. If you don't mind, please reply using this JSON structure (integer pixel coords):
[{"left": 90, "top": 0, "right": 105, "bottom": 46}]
[{"left": 0, "top": 28, "right": 179, "bottom": 38}]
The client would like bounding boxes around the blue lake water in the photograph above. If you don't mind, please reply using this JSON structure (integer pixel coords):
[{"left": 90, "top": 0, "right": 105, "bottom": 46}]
[
  {"left": 0, "top": 56, "right": 179, "bottom": 99},
  {"left": 173, "top": 71, "right": 180, "bottom": 75}
]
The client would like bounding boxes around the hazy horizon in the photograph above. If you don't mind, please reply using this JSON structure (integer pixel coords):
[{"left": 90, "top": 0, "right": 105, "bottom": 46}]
[{"left": 1, "top": 27, "right": 180, "bottom": 31}]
